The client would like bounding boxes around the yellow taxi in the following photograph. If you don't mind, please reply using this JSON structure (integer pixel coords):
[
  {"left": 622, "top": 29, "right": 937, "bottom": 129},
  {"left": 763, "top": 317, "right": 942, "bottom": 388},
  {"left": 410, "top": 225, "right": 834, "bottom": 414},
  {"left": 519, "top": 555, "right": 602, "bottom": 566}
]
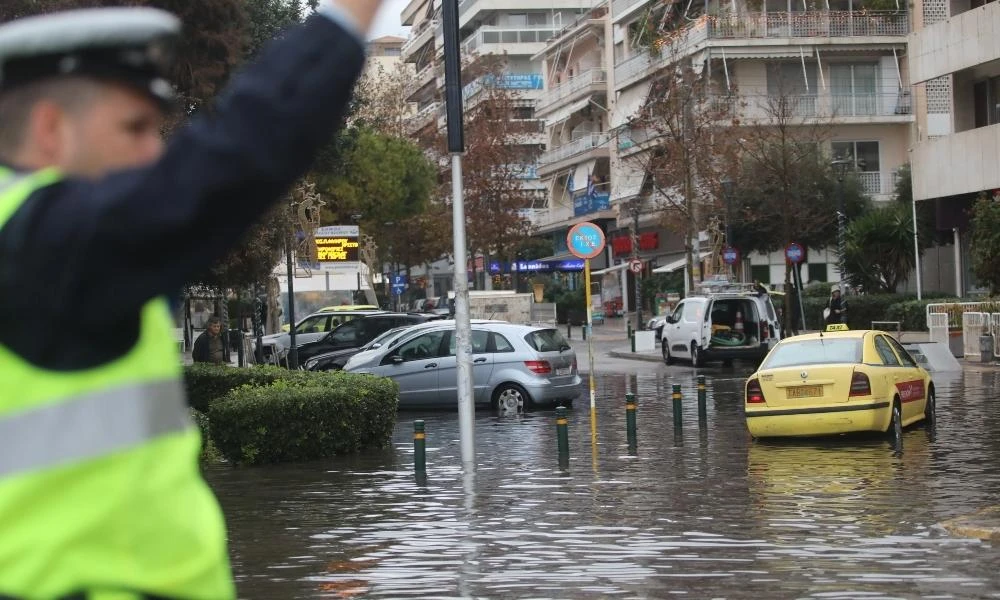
[{"left": 745, "top": 325, "right": 935, "bottom": 439}]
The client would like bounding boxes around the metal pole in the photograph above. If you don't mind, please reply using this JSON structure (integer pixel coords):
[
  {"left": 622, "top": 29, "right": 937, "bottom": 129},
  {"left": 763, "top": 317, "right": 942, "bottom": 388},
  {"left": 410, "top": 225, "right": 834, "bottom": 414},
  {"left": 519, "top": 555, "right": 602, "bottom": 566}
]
[
  {"left": 837, "top": 176, "right": 846, "bottom": 298},
  {"left": 285, "top": 237, "right": 298, "bottom": 370},
  {"left": 444, "top": 0, "right": 474, "bottom": 473},
  {"left": 912, "top": 197, "right": 923, "bottom": 300},
  {"left": 631, "top": 201, "right": 642, "bottom": 332},
  {"left": 953, "top": 227, "right": 962, "bottom": 297},
  {"left": 585, "top": 258, "right": 597, "bottom": 440}
]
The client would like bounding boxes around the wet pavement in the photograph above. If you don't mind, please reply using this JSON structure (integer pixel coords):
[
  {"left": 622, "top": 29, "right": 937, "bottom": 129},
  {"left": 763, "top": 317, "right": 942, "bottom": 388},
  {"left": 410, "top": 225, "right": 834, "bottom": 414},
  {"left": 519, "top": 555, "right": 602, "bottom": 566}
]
[{"left": 205, "top": 366, "right": 1000, "bottom": 599}]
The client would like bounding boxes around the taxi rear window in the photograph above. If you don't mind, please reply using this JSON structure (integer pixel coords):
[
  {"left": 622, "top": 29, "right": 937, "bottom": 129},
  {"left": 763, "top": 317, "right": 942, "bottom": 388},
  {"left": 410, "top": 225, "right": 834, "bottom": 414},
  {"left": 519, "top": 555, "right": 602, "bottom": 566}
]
[{"left": 762, "top": 338, "right": 862, "bottom": 369}]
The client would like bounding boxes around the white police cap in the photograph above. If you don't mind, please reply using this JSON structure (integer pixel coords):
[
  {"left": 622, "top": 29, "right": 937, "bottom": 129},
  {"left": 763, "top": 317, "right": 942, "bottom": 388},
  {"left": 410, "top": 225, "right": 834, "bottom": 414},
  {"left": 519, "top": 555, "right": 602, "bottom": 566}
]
[{"left": 0, "top": 8, "right": 182, "bottom": 108}]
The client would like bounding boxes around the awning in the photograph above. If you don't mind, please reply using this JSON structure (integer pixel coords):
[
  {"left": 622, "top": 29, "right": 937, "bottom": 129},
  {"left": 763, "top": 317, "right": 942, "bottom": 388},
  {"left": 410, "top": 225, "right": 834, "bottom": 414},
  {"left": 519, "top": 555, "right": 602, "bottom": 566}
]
[
  {"left": 548, "top": 97, "right": 592, "bottom": 126},
  {"left": 653, "top": 251, "right": 712, "bottom": 274},
  {"left": 611, "top": 80, "right": 651, "bottom": 128},
  {"left": 611, "top": 162, "right": 646, "bottom": 203},
  {"left": 592, "top": 262, "right": 628, "bottom": 276}
]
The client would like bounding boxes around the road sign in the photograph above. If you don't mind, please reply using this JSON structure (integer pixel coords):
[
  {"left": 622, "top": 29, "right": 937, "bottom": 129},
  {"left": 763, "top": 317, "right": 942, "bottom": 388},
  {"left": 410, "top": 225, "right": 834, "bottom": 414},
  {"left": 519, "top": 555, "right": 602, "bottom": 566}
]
[
  {"left": 391, "top": 274, "right": 407, "bottom": 296},
  {"left": 784, "top": 242, "right": 805, "bottom": 264},
  {"left": 566, "top": 222, "right": 606, "bottom": 260},
  {"left": 629, "top": 259, "right": 643, "bottom": 274},
  {"left": 722, "top": 246, "right": 740, "bottom": 266}
]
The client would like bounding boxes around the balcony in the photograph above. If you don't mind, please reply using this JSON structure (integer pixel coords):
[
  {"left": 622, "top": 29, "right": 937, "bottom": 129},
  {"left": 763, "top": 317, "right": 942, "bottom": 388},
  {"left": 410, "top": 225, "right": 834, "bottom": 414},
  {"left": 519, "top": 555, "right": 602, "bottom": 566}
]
[
  {"left": 462, "top": 72, "right": 544, "bottom": 104},
  {"left": 401, "top": 18, "right": 437, "bottom": 61},
  {"left": 517, "top": 207, "right": 549, "bottom": 228},
  {"left": 538, "top": 133, "right": 612, "bottom": 174},
  {"left": 912, "top": 123, "right": 1000, "bottom": 201},
  {"left": 710, "top": 91, "right": 913, "bottom": 122},
  {"left": 909, "top": 1, "right": 1000, "bottom": 84},
  {"left": 612, "top": 0, "right": 651, "bottom": 22},
  {"left": 405, "top": 62, "right": 438, "bottom": 101},
  {"left": 707, "top": 11, "right": 909, "bottom": 39},
  {"left": 855, "top": 171, "right": 899, "bottom": 197},
  {"left": 536, "top": 69, "right": 607, "bottom": 117},
  {"left": 462, "top": 25, "right": 560, "bottom": 56},
  {"left": 405, "top": 102, "right": 441, "bottom": 134}
]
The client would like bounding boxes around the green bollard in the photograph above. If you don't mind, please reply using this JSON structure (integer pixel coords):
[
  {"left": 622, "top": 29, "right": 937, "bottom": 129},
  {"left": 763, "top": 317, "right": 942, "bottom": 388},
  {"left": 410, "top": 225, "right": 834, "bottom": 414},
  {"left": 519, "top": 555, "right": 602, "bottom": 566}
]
[
  {"left": 672, "top": 384, "right": 683, "bottom": 429},
  {"left": 566, "top": 321, "right": 572, "bottom": 340},
  {"left": 413, "top": 420, "right": 426, "bottom": 473},
  {"left": 556, "top": 406, "right": 569, "bottom": 468},
  {"left": 627, "top": 321, "right": 633, "bottom": 340},
  {"left": 697, "top": 375, "right": 707, "bottom": 422},
  {"left": 625, "top": 393, "right": 637, "bottom": 451}
]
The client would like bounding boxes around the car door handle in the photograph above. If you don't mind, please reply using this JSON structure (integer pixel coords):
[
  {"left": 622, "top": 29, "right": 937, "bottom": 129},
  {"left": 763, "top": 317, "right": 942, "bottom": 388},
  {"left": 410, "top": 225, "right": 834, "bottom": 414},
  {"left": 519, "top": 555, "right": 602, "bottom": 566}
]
[
  {"left": 474, "top": 357, "right": 487, "bottom": 363},
  {"left": 425, "top": 363, "right": 437, "bottom": 369}
]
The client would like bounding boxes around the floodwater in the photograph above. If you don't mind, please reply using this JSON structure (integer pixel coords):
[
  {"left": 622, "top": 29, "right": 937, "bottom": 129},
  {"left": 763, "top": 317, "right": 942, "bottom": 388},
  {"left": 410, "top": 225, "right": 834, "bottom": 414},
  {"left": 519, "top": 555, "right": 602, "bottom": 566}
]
[{"left": 205, "top": 368, "right": 1000, "bottom": 599}]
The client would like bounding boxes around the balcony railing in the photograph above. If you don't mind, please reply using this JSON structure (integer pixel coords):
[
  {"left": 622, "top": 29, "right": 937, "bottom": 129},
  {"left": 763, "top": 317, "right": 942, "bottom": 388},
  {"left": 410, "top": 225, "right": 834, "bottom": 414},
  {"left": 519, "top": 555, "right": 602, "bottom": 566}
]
[
  {"left": 405, "top": 63, "right": 437, "bottom": 98},
  {"left": 405, "top": 102, "right": 441, "bottom": 134},
  {"left": 707, "top": 11, "right": 909, "bottom": 39},
  {"left": 463, "top": 25, "right": 560, "bottom": 54},
  {"left": 537, "top": 69, "right": 607, "bottom": 113},
  {"left": 709, "top": 91, "right": 913, "bottom": 120},
  {"left": 402, "top": 18, "right": 437, "bottom": 56},
  {"left": 539, "top": 133, "right": 611, "bottom": 166},
  {"left": 856, "top": 171, "right": 900, "bottom": 196},
  {"left": 517, "top": 208, "right": 549, "bottom": 227}
]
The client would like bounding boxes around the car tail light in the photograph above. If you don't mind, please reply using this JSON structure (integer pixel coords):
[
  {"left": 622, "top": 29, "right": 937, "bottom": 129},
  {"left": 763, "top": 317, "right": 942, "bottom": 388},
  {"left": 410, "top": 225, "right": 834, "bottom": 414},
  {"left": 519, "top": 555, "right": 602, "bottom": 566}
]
[
  {"left": 746, "top": 378, "right": 766, "bottom": 404},
  {"left": 759, "top": 320, "right": 768, "bottom": 341},
  {"left": 849, "top": 371, "right": 872, "bottom": 397},
  {"left": 524, "top": 360, "right": 552, "bottom": 374},
  {"left": 572, "top": 357, "right": 578, "bottom": 371}
]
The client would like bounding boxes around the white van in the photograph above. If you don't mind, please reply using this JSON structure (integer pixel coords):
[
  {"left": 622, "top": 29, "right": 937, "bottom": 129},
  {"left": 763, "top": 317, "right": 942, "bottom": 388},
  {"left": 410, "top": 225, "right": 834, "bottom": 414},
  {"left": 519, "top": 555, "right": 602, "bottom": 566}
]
[{"left": 660, "top": 281, "right": 781, "bottom": 367}]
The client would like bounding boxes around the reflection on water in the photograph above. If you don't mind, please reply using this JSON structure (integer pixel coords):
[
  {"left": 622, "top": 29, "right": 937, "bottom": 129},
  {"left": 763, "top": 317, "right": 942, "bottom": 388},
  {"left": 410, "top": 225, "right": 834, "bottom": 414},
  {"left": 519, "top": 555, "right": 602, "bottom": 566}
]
[{"left": 206, "top": 371, "right": 1000, "bottom": 599}]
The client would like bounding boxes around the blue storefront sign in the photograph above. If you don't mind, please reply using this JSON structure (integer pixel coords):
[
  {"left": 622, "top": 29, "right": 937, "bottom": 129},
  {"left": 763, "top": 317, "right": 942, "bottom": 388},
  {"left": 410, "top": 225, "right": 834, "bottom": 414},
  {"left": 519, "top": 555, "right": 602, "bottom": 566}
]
[
  {"left": 573, "top": 191, "right": 611, "bottom": 217},
  {"left": 495, "top": 259, "right": 585, "bottom": 273}
]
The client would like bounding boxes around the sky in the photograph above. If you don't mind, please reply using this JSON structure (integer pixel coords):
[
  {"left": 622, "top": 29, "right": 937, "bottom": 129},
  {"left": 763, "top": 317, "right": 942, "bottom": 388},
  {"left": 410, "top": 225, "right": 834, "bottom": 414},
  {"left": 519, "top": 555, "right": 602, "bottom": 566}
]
[{"left": 370, "top": 0, "right": 410, "bottom": 39}]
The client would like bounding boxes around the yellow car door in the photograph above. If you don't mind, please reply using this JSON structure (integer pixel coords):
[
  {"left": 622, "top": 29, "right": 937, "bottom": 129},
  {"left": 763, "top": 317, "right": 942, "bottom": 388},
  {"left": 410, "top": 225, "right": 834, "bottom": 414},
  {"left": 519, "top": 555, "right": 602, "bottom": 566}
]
[
  {"left": 871, "top": 334, "right": 903, "bottom": 401},
  {"left": 884, "top": 335, "right": 928, "bottom": 423}
]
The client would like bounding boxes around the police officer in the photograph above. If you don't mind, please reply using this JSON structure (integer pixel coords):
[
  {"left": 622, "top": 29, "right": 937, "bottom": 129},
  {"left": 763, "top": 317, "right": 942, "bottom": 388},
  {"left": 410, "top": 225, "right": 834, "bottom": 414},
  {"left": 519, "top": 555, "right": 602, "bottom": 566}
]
[{"left": 0, "top": 1, "right": 383, "bottom": 597}]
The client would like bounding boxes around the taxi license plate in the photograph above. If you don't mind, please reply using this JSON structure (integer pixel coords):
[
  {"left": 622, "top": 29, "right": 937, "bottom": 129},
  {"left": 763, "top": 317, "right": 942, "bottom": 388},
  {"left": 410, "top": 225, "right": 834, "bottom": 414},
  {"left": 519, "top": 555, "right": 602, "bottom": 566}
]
[
  {"left": 556, "top": 367, "right": 571, "bottom": 376},
  {"left": 786, "top": 385, "right": 823, "bottom": 399}
]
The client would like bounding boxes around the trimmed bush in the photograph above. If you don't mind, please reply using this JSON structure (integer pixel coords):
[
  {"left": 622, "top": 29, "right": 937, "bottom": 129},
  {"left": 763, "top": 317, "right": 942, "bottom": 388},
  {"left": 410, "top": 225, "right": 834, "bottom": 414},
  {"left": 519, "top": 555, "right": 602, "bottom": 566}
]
[
  {"left": 190, "top": 408, "right": 222, "bottom": 463},
  {"left": 207, "top": 373, "right": 399, "bottom": 466},
  {"left": 798, "top": 294, "right": 929, "bottom": 331},
  {"left": 184, "top": 364, "right": 295, "bottom": 412}
]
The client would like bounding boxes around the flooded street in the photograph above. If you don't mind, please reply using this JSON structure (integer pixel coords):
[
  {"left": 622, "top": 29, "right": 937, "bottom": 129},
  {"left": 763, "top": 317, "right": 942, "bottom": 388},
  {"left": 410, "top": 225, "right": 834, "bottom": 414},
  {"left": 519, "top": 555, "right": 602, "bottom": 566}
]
[{"left": 206, "top": 367, "right": 1000, "bottom": 599}]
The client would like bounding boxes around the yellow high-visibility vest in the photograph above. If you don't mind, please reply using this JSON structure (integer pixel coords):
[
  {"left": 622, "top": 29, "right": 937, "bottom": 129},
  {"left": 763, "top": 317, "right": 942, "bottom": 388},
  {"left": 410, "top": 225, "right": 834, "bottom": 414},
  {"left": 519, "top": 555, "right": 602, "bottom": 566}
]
[{"left": 0, "top": 167, "right": 234, "bottom": 599}]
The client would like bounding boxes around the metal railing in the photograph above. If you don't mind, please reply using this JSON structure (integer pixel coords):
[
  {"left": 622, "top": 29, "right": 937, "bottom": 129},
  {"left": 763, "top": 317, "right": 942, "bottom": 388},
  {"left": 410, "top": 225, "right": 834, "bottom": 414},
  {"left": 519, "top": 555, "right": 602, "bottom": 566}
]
[
  {"left": 963, "top": 312, "right": 988, "bottom": 357},
  {"left": 463, "top": 25, "right": 560, "bottom": 54},
  {"left": 707, "top": 11, "right": 909, "bottom": 38},
  {"left": 925, "top": 301, "right": 1000, "bottom": 330},
  {"left": 405, "top": 63, "right": 437, "bottom": 98},
  {"left": 405, "top": 102, "right": 441, "bottom": 134},
  {"left": 402, "top": 18, "right": 438, "bottom": 56},
  {"left": 537, "top": 69, "right": 607, "bottom": 113},
  {"left": 538, "top": 133, "right": 611, "bottom": 166},
  {"left": 711, "top": 91, "right": 913, "bottom": 121}
]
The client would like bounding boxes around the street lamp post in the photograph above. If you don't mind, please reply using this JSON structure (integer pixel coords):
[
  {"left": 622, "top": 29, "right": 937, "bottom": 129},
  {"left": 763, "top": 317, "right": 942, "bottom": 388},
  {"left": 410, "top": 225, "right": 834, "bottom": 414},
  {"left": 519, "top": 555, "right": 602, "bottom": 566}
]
[
  {"left": 721, "top": 178, "right": 734, "bottom": 277},
  {"left": 630, "top": 199, "right": 642, "bottom": 332},
  {"left": 831, "top": 159, "right": 851, "bottom": 314}
]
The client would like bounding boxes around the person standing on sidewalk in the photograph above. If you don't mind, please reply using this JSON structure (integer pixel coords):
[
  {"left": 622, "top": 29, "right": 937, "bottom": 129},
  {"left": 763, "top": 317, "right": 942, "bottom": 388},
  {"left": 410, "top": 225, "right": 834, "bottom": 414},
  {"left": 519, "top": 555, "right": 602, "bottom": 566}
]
[
  {"left": 193, "top": 316, "right": 226, "bottom": 364},
  {"left": 0, "top": 1, "right": 383, "bottom": 597}
]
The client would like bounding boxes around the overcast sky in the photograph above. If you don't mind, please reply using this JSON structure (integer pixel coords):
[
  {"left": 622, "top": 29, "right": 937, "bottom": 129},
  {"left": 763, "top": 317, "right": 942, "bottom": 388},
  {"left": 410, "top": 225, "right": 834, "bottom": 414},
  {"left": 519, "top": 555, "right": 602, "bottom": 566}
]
[{"left": 370, "top": 0, "right": 410, "bottom": 39}]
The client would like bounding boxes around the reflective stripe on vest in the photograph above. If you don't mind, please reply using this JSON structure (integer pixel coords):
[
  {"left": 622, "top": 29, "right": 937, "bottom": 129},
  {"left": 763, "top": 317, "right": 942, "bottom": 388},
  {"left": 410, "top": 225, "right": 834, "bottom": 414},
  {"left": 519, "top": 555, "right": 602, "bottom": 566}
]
[{"left": 0, "top": 378, "right": 190, "bottom": 478}]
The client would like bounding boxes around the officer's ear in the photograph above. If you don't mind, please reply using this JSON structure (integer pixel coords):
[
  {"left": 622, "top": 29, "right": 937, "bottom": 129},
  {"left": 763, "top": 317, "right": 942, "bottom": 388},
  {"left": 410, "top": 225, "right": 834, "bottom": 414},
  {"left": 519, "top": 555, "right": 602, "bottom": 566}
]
[{"left": 27, "top": 98, "right": 72, "bottom": 162}]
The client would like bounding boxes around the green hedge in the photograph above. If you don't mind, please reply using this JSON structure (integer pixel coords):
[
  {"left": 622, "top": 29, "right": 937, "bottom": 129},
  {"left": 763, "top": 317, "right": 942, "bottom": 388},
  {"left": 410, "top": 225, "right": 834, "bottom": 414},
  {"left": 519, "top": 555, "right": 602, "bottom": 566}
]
[
  {"left": 795, "top": 293, "right": 968, "bottom": 331},
  {"left": 206, "top": 373, "right": 398, "bottom": 466}
]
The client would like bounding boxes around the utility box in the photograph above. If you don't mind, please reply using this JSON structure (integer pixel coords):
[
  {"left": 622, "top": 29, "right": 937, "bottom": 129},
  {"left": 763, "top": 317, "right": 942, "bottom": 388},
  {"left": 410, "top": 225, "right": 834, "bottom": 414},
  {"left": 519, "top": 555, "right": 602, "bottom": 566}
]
[{"left": 970, "top": 334, "right": 995, "bottom": 363}]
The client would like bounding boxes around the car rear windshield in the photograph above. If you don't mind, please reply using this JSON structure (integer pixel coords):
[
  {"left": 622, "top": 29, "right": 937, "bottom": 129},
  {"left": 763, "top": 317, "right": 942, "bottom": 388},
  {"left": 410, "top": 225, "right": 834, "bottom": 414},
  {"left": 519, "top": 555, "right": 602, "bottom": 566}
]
[
  {"left": 762, "top": 338, "right": 863, "bottom": 369},
  {"left": 525, "top": 329, "right": 571, "bottom": 352}
]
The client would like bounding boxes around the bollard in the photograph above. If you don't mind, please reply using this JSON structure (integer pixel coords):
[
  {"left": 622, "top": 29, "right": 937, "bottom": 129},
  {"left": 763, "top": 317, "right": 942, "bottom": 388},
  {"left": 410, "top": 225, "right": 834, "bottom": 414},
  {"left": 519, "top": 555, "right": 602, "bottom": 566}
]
[
  {"left": 566, "top": 321, "right": 572, "bottom": 340},
  {"left": 556, "top": 406, "right": 569, "bottom": 468},
  {"left": 672, "top": 384, "right": 683, "bottom": 429},
  {"left": 627, "top": 321, "right": 632, "bottom": 340},
  {"left": 582, "top": 324, "right": 587, "bottom": 341},
  {"left": 625, "top": 393, "right": 637, "bottom": 450},
  {"left": 697, "top": 375, "right": 707, "bottom": 422},
  {"left": 413, "top": 420, "right": 426, "bottom": 473}
]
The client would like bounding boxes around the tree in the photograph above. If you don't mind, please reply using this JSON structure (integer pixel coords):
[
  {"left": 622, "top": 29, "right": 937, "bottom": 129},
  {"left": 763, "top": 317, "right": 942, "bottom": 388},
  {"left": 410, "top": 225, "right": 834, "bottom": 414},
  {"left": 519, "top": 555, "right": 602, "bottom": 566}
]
[
  {"left": 970, "top": 191, "right": 1000, "bottom": 294},
  {"left": 624, "top": 44, "right": 738, "bottom": 290},
  {"left": 842, "top": 204, "right": 917, "bottom": 293},
  {"left": 352, "top": 60, "right": 414, "bottom": 139}
]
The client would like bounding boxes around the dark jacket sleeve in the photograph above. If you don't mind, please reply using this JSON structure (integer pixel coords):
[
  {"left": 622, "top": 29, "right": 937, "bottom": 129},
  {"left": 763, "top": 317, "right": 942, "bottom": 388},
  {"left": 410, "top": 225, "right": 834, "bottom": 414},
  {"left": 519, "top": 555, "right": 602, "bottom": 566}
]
[
  {"left": 3, "top": 14, "right": 365, "bottom": 323},
  {"left": 192, "top": 333, "right": 209, "bottom": 363}
]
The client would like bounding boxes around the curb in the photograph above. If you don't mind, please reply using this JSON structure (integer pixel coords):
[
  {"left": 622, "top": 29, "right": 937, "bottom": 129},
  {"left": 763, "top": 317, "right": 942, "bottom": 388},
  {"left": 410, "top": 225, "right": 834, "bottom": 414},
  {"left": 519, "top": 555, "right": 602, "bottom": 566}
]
[{"left": 609, "top": 349, "right": 663, "bottom": 364}]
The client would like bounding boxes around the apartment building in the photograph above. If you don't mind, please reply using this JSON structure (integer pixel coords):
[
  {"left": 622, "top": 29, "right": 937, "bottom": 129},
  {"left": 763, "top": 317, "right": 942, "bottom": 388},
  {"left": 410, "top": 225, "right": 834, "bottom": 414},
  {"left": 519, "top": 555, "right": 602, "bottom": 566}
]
[
  {"left": 605, "top": 0, "right": 913, "bottom": 295},
  {"left": 400, "top": 0, "right": 599, "bottom": 292},
  {"left": 908, "top": 0, "right": 999, "bottom": 295}
]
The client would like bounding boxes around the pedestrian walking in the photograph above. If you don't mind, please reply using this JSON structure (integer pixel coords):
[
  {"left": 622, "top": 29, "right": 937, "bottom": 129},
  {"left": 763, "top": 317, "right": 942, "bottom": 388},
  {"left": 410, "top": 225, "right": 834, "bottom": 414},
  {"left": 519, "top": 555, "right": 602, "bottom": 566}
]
[
  {"left": 825, "top": 287, "right": 848, "bottom": 326},
  {"left": 0, "top": 1, "right": 383, "bottom": 597}
]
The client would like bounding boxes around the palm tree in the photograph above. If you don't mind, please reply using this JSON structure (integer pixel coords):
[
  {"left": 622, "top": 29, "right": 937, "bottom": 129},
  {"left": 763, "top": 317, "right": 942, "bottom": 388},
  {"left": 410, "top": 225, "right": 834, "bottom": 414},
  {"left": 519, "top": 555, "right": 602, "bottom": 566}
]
[{"left": 843, "top": 203, "right": 915, "bottom": 293}]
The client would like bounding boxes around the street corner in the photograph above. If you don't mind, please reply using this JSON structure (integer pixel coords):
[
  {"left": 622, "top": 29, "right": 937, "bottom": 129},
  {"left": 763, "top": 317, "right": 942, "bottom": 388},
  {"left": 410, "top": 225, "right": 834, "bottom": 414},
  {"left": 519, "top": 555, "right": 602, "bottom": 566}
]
[
  {"left": 609, "top": 347, "right": 663, "bottom": 364},
  {"left": 937, "top": 506, "right": 1000, "bottom": 542}
]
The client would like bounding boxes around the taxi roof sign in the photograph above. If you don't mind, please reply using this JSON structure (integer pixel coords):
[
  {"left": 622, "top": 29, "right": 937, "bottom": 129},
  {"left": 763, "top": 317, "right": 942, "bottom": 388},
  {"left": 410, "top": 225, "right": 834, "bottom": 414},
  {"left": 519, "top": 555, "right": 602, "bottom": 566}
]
[{"left": 825, "top": 323, "right": 849, "bottom": 332}]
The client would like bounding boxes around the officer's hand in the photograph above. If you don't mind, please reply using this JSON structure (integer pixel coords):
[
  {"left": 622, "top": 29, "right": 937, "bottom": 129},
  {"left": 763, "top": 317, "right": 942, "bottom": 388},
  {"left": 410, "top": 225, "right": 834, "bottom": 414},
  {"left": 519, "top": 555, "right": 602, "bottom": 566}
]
[{"left": 334, "top": 0, "right": 387, "bottom": 34}]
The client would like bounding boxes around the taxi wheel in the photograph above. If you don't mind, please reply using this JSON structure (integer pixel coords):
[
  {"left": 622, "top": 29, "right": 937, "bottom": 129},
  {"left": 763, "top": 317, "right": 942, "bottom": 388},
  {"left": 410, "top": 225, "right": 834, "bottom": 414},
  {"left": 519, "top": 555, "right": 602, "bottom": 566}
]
[
  {"left": 924, "top": 387, "right": 936, "bottom": 425},
  {"left": 690, "top": 343, "right": 703, "bottom": 368},
  {"left": 887, "top": 398, "right": 903, "bottom": 443},
  {"left": 662, "top": 340, "right": 674, "bottom": 365}
]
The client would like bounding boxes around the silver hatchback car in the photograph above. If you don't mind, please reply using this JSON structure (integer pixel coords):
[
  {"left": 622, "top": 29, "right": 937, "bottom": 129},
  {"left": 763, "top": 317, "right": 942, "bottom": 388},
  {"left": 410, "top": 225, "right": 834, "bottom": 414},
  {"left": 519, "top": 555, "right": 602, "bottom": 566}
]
[{"left": 342, "top": 322, "right": 581, "bottom": 410}]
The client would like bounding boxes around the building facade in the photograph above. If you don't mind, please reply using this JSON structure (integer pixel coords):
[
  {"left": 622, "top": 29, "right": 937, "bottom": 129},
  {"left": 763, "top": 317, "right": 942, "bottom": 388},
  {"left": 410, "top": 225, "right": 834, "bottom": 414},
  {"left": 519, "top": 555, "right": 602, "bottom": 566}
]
[{"left": 908, "top": 0, "right": 999, "bottom": 296}]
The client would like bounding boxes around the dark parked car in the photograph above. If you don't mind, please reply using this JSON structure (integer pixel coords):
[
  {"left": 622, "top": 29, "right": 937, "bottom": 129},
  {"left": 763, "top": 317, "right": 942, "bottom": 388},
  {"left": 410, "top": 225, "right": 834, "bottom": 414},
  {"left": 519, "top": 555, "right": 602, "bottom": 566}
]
[{"left": 293, "top": 312, "right": 443, "bottom": 365}]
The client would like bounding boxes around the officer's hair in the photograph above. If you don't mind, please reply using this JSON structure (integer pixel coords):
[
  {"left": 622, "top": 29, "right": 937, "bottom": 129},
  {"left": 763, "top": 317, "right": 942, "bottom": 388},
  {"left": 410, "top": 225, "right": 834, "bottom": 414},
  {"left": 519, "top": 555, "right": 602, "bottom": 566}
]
[{"left": 0, "top": 77, "right": 104, "bottom": 157}]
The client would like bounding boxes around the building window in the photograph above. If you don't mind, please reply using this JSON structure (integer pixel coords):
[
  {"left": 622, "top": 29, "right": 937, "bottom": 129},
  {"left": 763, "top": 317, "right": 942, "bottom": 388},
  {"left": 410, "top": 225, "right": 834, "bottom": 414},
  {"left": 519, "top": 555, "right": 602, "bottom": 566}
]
[
  {"left": 507, "top": 13, "right": 527, "bottom": 27},
  {"left": 973, "top": 76, "right": 1000, "bottom": 128},
  {"left": 383, "top": 47, "right": 401, "bottom": 57},
  {"left": 807, "top": 263, "right": 828, "bottom": 283},
  {"left": 831, "top": 140, "right": 880, "bottom": 171},
  {"left": 751, "top": 265, "right": 770, "bottom": 285},
  {"left": 830, "top": 63, "right": 879, "bottom": 116},
  {"left": 527, "top": 13, "right": 548, "bottom": 25}
]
